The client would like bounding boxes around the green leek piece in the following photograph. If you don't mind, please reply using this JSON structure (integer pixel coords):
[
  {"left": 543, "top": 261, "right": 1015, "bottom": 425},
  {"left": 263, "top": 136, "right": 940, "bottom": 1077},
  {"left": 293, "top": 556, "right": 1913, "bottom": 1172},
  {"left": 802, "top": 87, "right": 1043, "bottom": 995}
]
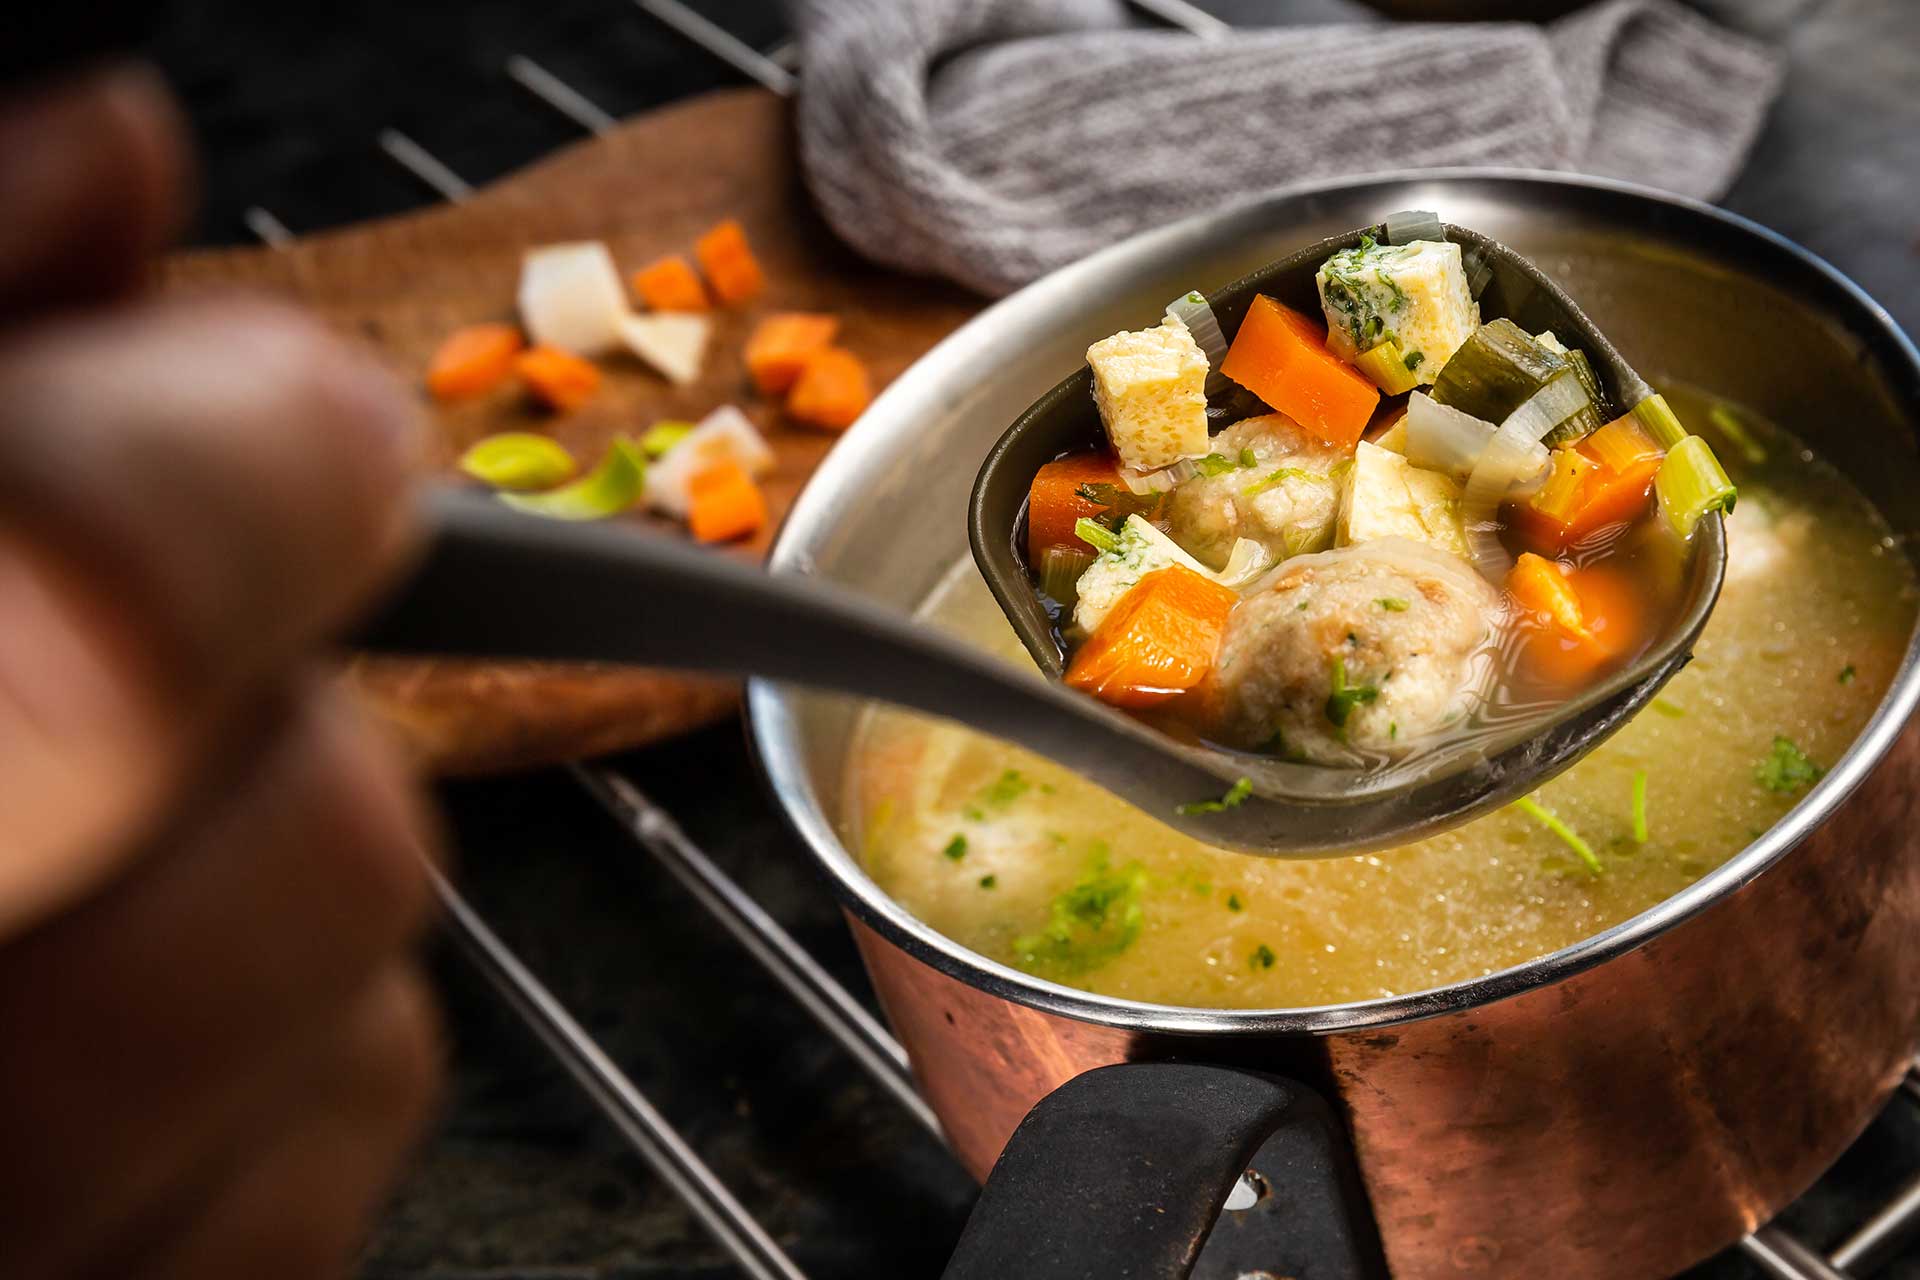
[
  {"left": 1038, "top": 546, "right": 1096, "bottom": 605},
  {"left": 1430, "top": 319, "right": 1570, "bottom": 425},
  {"left": 1630, "top": 393, "right": 1689, "bottom": 449},
  {"left": 459, "top": 432, "right": 577, "bottom": 492},
  {"left": 639, "top": 420, "right": 696, "bottom": 458},
  {"left": 500, "top": 438, "right": 647, "bottom": 520},
  {"left": 1074, "top": 516, "right": 1120, "bottom": 555},
  {"left": 1654, "top": 435, "right": 1737, "bottom": 536},
  {"left": 1541, "top": 349, "right": 1607, "bottom": 448},
  {"left": 1512, "top": 796, "right": 1601, "bottom": 875},
  {"left": 1353, "top": 338, "right": 1423, "bottom": 396}
]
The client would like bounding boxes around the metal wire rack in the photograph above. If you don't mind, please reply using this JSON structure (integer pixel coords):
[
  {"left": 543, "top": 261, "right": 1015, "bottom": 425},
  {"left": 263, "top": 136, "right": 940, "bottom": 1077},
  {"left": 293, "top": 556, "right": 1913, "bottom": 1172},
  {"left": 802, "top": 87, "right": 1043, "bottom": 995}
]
[{"left": 237, "top": 3, "right": 1920, "bottom": 1275}]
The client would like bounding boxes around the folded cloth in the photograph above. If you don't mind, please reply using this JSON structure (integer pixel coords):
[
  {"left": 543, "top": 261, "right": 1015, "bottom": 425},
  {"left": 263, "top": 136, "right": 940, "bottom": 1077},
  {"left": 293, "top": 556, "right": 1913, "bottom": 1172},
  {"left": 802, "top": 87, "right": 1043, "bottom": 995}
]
[{"left": 788, "top": 0, "right": 1782, "bottom": 296}]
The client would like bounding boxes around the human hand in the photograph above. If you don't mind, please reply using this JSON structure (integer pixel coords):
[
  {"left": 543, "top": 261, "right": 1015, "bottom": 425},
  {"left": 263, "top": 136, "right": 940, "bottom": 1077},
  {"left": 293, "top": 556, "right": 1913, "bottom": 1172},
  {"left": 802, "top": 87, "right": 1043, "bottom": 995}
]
[{"left": 0, "top": 64, "right": 443, "bottom": 1277}]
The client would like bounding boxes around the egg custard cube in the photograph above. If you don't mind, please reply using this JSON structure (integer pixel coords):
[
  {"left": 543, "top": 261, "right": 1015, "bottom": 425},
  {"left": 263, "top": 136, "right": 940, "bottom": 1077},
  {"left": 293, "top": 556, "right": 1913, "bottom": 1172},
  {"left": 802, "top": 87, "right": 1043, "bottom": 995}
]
[
  {"left": 1316, "top": 239, "right": 1479, "bottom": 384},
  {"left": 1086, "top": 317, "right": 1210, "bottom": 472},
  {"left": 1336, "top": 440, "right": 1469, "bottom": 559}
]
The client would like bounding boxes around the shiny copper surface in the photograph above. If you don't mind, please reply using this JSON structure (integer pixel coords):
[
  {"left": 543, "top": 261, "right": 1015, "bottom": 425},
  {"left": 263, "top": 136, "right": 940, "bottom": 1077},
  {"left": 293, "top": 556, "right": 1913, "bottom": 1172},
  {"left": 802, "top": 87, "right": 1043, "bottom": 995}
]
[{"left": 851, "top": 723, "right": 1920, "bottom": 1277}]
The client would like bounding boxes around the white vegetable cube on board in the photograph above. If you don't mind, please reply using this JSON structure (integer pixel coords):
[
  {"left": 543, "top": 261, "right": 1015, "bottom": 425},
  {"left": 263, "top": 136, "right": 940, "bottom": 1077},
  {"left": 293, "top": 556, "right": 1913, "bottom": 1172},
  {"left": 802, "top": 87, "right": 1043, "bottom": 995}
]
[
  {"left": 644, "top": 405, "right": 775, "bottom": 518},
  {"left": 1073, "top": 515, "right": 1214, "bottom": 634},
  {"left": 518, "top": 242, "right": 630, "bottom": 355},
  {"left": 620, "top": 312, "right": 711, "bottom": 386},
  {"left": 1337, "top": 440, "right": 1468, "bottom": 559},
  {"left": 1315, "top": 240, "right": 1479, "bottom": 383},
  {"left": 1085, "top": 317, "right": 1210, "bottom": 472}
]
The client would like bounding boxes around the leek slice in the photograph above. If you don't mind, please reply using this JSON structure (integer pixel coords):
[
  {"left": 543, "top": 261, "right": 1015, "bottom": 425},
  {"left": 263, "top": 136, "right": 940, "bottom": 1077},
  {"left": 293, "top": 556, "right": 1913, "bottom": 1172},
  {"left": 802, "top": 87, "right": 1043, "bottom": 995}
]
[
  {"left": 501, "top": 438, "right": 646, "bottom": 521},
  {"left": 1213, "top": 538, "right": 1274, "bottom": 590},
  {"left": 1630, "top": 393, "right": 1688, "bottom": 449},
  {"left": 1566, "top": 349, "right": 1607, "bottom": 418},
  {"left": 1655, "top": 436, "right": 1736, "bottom": 536},
  {"left": 639, "top": 420, "right": 696, "bottom": 458},
  {"left": 1038, "top": 547, "right": 1096, "bottom": 605},
  {"left": 1165, "top": 291, "right": 1233, "bottom": 397},
  {"left": 1585, "top": 415, "right": 1664, "bottom": 473},
  {"left": 1405, "top": 392, "right": 1501, "bottom": 479},
  {"left": 1531, "top": 449, "right": 1598, "bottom": 523},
  {"left": 1352, "top": 339, "right": 1423, "bottom": 396},
  {"left": 1074, "top": 517, "right": 1120, "bottom": 555},
  {"left": 1383, "top": 209, "right": 1445, "bottom": 246},
  {"left": 459, "top": 432, "right": 577, "bottom": 492},
  {"left": 1504, "top": 373, "right": 1600, "bottom": 451},
  {"left": 1431, "top": 319, "right": 1569, "bottom": 424}
]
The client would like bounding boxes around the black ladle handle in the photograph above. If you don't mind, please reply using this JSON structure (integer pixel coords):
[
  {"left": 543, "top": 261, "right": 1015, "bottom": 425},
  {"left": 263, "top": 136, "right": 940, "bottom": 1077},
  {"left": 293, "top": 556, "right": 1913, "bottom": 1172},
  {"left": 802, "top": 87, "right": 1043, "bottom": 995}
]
[{"left": 942, "top": 1062, "right": 1387, "bottom": 1280}]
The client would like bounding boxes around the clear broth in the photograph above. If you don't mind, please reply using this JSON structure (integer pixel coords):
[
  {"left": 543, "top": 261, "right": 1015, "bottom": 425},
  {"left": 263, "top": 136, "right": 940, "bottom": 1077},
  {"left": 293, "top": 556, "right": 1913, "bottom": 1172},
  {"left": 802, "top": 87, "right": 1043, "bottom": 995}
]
[{"left": 848, "top": 388, "right": 1916, "bottom": 1008}]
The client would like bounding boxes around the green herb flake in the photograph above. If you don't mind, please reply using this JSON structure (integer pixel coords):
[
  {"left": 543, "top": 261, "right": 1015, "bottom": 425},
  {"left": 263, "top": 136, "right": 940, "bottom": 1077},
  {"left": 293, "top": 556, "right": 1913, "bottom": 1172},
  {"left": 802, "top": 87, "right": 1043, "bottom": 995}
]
[
  {"left": 942, "top": 834, "right": 968, "bottom": 862},
  {"left": 1376, "top": 597, "right": 1410, "bottom": 612},
  {"left": 1244, "top": 466, "right": 1326, "bottom": 498},
  {"left": 1226, "top": 892, "right": 1244, "bottom": 912},
  {"left": 1238, "top": 447, "right": 1258, "bottom": 468},
  {"left": 1650, "top": 698, "right": 1686, "bottom": 719},
  {"left": 1756, "top": 736, "right": 1824, "bottom": 794},
  {"left": 1176, "top": 777, "right": 1253, "bottom": 815},
  {"left": 1512, "top": 796, "right": 1602, "bottom": 875},
  {"left": 1403, "top": 350, "right": 1425, "bottom": 372},
  {"left": 978, "top": 874, "right": 998, "bottom": 889},
  {"left": 1839, "top": 664, "right": 1857, "bottom": 685},
  {"left": 1325, "top": 656, "right": 1380, "bottom": 728},
  {"left": 976, "top": 769, "right": 1031, "bottom": 811},
  {"left": 1013, "top": 856, "right": 1149, "bottom": 977},
  {"left": 1073, "top": 516, "right": 1120, "bottom": 555},
  {"left": 1630, "top": 770, "right": 1649, "bottom": 844},
  {"left": 1250, "top": 944, "right": 1277, "bottom": 971},
  {"left": 1193, "top": 453, "right": 1238, "bottom": 478}
]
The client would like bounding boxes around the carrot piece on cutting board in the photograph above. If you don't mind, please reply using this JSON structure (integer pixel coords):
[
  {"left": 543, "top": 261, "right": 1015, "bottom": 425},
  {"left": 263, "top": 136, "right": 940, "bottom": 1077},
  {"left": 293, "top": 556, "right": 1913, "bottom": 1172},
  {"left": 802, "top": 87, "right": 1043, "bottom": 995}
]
[
  {"left": 632, "top": 255, "right": 710, "bottom": 311},
  {"left": 1065, "top": 566, "right": 1240, "bottom": 709},
  {"left": 1219, "top": 296, "right": 1380, "bottom": 450},
  {"left": 1026, "top": 452, "right": 1122, "bottom": 562},
  {"left": 786, "top": 347, "right": 872, "bottom": 431},
  {"left": 694, "top": 219, "right": 765, "bottom": 305},
  {"left": 515, "top": 344, "right": 601, "bottom": 413},
  {"left": 687, "top": 459, "right": 768, "bottom": 543},
  {"left": 1506, "top": 553, "right": 1644, "bottom": 686},
  {"left": 745, "top": 313, "right": 841, "bottom": 395},
  {"left": 427, "top": 323, "right": 525, "bottom": 401}
]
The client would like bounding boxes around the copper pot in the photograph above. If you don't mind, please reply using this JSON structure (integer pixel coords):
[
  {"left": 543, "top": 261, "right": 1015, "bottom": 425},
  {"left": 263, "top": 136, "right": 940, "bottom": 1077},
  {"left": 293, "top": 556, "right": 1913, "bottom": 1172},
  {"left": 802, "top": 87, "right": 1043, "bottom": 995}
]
[{"left": 747, "top": 173, "right": 1920, "bottom": 1278}]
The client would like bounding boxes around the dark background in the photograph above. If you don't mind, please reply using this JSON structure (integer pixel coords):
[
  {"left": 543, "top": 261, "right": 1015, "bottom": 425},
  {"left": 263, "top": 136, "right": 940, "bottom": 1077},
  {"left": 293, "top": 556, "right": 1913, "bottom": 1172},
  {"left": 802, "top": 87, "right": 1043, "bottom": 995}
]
[{"left": 133, "top": 1, "right": 1920, "bottom": 1276}]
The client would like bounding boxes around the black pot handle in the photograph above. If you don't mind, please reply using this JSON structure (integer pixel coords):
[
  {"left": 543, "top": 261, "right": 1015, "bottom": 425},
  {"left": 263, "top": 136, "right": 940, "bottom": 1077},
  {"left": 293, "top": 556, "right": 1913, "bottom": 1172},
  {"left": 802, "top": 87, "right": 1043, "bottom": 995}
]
[{"left": 942, "top": 1062, "right": 1387, "bottom": 1280}]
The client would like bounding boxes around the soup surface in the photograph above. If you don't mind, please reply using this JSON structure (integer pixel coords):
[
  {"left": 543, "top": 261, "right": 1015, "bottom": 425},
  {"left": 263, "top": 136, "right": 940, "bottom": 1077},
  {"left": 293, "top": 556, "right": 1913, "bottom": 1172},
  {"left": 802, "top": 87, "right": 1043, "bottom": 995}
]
[{"left": 849, "top": 389, "right": 1915, "bottom": 1008}]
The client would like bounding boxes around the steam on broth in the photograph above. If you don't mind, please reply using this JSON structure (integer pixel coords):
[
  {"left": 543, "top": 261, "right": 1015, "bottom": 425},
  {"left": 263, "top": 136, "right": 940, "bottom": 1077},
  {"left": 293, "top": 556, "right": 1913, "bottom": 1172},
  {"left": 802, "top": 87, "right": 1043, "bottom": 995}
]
[{"left": 849, "top": 388, "right": 1915, "bottom": 1008}]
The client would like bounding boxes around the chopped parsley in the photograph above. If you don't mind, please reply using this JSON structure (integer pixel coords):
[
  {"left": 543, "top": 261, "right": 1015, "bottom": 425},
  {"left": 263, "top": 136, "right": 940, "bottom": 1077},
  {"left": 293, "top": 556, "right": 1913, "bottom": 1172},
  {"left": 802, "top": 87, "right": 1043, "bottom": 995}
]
[
  {"left": 1072, "top": 482, "right": 1165, "bottom": 531},
  {"left": 1013, "top": 851, "right": 1148, "bottom": 977},
  {"left": 1839, "top": 664, "right": 1857, "bottom": 685},
  {"left": 978, "top": 769, "right": 1031, "bottom": 810},
  {"left": 1756, "top": 736, "right": 1823, "bottom": 794},
  {"left": 978, "top": 874, "right": 997, "bottom": 889},
  {"left": 1403, "top": 349, "right": 1425, "bottom": 372},
  {"left": 1193, "top": 452, "right": 1239, "bottom": 478},
  {"left": 1226, "top": 892, "right": 1244, "bottom": 912},
  {"left": 1243, "top": 466, "right": 1327, "bottom": 498},
  {"left": 1324, "top": 656, "right": 1380, "bottom": 728},
  {"left": 1073, "top": 516, "right": 1119, "bottom": 554},
  {"left": 1649, "top": 698, "right": 1686, "bottom": 719},
  {"left": 1630, "top": 770, "right": 1649, "bottom": 844},
  {"left": 1376, "top": 597, "right": 1410, "bottom": 612},
  {"left": 1176, "top": 777, "right": 1253, "bottom": 815},
  {"left": 1250, "top": 944, "right": 1277, "bottom": 970},
  {"left": 1238, "top": 447, "right": 1258, "bottom": 468},
  {"left": 943, "top": 834, "right": 968, "bottom": 861}
]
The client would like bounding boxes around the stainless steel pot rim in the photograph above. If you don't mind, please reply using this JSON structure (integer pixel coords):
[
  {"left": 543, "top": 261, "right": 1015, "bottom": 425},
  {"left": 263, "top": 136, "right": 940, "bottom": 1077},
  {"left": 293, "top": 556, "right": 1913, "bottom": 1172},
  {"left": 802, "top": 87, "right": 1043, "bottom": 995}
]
[{"left": 748, "top": 167, "right": 1920, "bottom": 1038}]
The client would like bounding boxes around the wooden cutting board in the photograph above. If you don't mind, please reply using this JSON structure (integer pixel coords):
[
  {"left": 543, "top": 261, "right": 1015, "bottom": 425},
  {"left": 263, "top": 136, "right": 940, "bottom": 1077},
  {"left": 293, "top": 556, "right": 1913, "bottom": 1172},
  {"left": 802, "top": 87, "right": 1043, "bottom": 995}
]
[{"left": 162, "top": 88, "right": 984, "bottom": 774}]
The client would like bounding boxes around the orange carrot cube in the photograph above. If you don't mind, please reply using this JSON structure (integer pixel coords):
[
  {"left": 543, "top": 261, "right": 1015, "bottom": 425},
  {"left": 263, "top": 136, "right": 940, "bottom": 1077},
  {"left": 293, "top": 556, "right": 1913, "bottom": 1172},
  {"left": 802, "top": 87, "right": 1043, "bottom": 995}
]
[
  {"left": 745, "top": 313, "right": 841, "bottom": 395},
  {"left": 687, "top": 459, "right": 768, "bottom": 543},
  {"left": 515, "top": 344, "right": 601, "bottom": 413},
  {"left": 427, "top": 323, "right": 524, "bottom": 401},
  {"left": 694, "top": 218, "right": 765, "bottom": 305},
  {"left": 1219, "top": 296, "right": 1380, "bottom": 449},
  {"left": 631, "top": 255, "right": 710, "bottom": 312},
  {"left": 786, "top": 347, "right": 872, "bottom": 432}
]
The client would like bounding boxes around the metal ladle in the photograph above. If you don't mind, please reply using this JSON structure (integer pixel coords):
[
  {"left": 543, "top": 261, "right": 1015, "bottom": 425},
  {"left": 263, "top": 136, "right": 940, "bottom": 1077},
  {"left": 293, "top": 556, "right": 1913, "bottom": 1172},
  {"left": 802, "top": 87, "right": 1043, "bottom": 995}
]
[{"left": 358, "top": 223, "right": 1723, "bottom": 856}]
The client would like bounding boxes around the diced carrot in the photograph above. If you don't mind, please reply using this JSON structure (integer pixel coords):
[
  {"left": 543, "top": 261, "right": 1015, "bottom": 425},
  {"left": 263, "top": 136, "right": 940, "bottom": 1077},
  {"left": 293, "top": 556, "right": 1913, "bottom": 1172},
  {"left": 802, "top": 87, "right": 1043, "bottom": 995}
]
[
  {"left": 1219, "top": 296, "right": 1379, "bottom": 450},
  {"left": 785, "top": 347, "right": 872, "bottom": 431},
  {"left": 1506, "top": 553, "right": 1644, "bottom": 686},
  {"left": 1065, "top": 566, "right": 1240, "bottom": 709},
  {"left": 631, "top": 255, "right": 710, "bottom": 312},
  {"left": 1509, "top": 442, "right": 1661, "bottom": 552},
  {"left": 427, "top": 323, "right": 524, "bottom": 401},
  {"left": 1026, "top": 452, "right": 1122, "bottom": 562},
  {"left": 515, "top": 344, "right": 602, "bottom": 413},
  {"left": 687, "top": 459, "right": 768, "bottom": 543},
  {"left": 694, "top": 218, "right": 765, "bottom": 305},
  {"left": 745, "top": 313, "right": 840, "bottom": 395}
]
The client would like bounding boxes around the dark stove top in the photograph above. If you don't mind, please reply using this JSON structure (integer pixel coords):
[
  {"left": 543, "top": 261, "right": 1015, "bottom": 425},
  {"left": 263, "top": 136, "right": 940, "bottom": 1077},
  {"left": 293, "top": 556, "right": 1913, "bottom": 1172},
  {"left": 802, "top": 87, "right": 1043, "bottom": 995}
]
[{"left": 143, "top": 1, "right": 1920, "bottom": 1275}]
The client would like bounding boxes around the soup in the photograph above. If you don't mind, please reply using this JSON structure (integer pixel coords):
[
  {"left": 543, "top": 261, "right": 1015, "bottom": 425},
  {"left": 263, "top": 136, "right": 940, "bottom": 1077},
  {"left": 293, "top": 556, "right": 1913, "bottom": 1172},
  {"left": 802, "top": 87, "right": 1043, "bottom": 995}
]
[
  {"left": 850, "top": 387, "right": 1914, "bottom": 1008},
  {"left": 1022, "top": 223, "right": 1732, "bottom": 771}
]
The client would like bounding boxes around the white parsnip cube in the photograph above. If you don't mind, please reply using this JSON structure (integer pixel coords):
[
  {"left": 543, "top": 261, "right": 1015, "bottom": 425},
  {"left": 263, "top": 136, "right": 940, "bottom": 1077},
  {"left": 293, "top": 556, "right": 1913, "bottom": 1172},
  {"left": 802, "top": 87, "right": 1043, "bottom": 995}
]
[
  {"left": 1086, "top": 318, "right": 1210, "bottom": 472},
  {"left": 1316, "top": 240, "right": 1479, "bottom": 384}
]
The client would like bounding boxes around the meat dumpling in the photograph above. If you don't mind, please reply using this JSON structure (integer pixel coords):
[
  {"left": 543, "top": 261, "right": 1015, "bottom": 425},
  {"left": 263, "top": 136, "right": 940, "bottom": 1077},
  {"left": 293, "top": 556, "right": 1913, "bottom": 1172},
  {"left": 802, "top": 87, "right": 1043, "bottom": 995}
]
[
  {"left": 1207, "top": 538, "right": 1501, "bottom": 763},
  {"left": 1165, "top": 414, "right": 1348, "bottom": 570}
]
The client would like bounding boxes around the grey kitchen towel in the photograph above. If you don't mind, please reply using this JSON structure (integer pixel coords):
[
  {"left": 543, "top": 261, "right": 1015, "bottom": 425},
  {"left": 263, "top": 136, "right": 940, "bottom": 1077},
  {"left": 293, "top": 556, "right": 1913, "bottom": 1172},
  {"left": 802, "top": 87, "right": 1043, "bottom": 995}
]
[{"left": 789, "top": 0, "right": 1783, "bottom": 296}]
